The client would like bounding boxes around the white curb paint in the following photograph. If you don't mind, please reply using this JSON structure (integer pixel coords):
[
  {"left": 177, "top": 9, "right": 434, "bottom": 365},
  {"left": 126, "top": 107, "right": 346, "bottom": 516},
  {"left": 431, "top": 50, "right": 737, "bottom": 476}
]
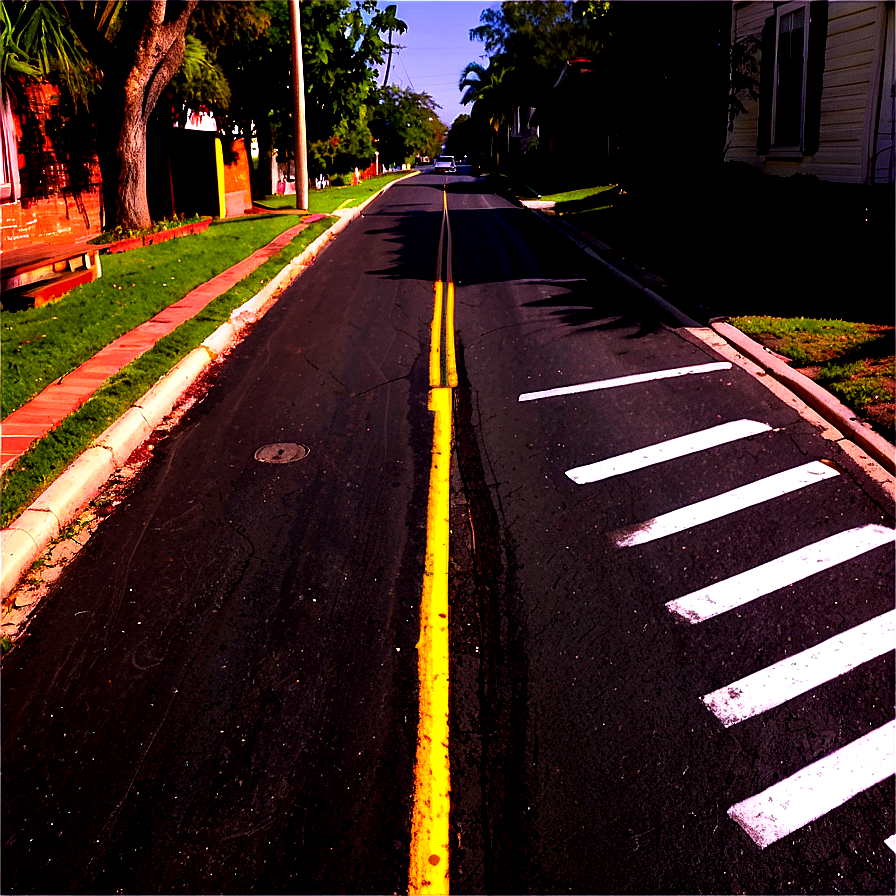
[
  {"left": 566, "top": 419, "right": 770, "bottom": 485},
  {"left": 667, "top": 524, "right": 896, "bottom": 623},
  {"left": 615, "top": 461, "right": 840, "bottom": 547},
  {"left": 702, "top": 609, "right": 896, "bottom": 727},
  {"left": 728, "top": 719, "right": 896, "bottom": 849},
  {"left": 519, "top": 361, "right": 731, "bottom": 402}
]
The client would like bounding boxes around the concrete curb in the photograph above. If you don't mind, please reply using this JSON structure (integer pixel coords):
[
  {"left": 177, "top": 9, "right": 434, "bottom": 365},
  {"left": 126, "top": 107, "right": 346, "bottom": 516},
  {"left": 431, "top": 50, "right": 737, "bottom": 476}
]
[
  {"left": 710, "top": 321, "right": 895, "bottom": 475},
  {"left": 1, "top": 175, "right": 417, "bottom": 602}
]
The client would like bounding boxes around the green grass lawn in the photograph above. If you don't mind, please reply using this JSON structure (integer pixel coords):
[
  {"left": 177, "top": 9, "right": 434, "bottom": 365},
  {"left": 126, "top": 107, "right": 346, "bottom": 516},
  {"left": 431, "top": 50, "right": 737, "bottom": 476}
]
[
  {"left": 2, "top": 215, "right": 303, "bottom": 419},
  {"left": 731, "top": 315, "right": 894, "bottom": 439},
  {"left": 1, "top": 217, "right": 332, "bottom": 528},
  {"left": 539, "top": 184, "right": 618, "bottom": 204},
  {"left": 254, "top": 171, "right": 412, "bottom": 213}
]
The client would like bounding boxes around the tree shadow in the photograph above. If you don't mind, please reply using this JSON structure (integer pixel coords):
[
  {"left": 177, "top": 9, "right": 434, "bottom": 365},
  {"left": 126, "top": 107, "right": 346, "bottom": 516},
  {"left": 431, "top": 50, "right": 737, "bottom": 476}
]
[
  {"left": 356, "top": 176, "right": 685, "bottom": 334},
  {"left": 822, "top": 332, "right": 896, "bottom": 367}
]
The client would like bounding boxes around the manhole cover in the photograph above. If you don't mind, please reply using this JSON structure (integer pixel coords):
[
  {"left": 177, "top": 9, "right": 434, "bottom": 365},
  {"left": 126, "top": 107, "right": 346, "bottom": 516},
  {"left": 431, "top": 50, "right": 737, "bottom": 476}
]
[{"left": 254, "top": 442, "right": 309, "bottom": 464}]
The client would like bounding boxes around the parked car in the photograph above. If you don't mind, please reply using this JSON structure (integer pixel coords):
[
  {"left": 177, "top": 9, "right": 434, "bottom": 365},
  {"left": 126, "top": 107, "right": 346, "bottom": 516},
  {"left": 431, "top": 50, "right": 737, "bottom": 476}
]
[{"left": 433, "top": 155, "right": 456, "bottom": 174}]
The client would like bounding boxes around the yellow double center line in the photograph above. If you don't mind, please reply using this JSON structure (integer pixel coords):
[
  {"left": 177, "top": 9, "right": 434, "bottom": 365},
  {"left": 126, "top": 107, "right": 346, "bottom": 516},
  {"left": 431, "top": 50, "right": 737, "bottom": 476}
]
[{"left": 409, "top": 187, "right": 455, "bottom": 894}]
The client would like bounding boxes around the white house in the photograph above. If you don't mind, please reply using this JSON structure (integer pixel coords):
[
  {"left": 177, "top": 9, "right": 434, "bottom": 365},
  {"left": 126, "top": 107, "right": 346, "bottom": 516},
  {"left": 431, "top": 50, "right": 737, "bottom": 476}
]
[{"left": 726, "top": 1, "right": 894, "bottom": 184}]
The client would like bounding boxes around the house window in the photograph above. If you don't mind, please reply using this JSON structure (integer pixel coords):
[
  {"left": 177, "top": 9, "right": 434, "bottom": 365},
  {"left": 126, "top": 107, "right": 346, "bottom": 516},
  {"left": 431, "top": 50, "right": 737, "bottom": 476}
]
[
  {"left": 771, "top": 2, "right": 810, "bottom": 149},
  {"left": 756, "top": 1, "right": 827, "bottom": 157}
]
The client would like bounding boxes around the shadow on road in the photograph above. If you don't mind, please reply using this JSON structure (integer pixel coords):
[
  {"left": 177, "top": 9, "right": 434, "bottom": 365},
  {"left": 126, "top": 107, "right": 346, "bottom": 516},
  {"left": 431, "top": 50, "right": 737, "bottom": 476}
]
[{"left": 358, "top": 177, "right": 674, "bottom": 335}]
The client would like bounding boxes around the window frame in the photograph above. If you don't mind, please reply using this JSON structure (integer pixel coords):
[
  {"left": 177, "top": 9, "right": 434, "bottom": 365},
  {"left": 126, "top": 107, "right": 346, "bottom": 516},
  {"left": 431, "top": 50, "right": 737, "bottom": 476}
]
[{"left": 770, "top": 0, "right": 811, "bottom": 154}]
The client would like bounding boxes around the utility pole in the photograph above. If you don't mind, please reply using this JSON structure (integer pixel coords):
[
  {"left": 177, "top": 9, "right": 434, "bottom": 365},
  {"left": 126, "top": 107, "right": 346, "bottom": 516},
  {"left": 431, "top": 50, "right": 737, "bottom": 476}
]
[
  {"left": 381, "top": 32, "right": 405, "bottom": 88},
  {"left": 288, "top": 0, "right": 308, "bottom": 211}
]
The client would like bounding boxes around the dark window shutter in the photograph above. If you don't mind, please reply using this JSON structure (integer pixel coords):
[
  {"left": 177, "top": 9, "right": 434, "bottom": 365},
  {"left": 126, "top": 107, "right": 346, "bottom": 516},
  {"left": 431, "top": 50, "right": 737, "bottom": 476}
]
[
  {"left": 757, "top": 14, "right": 776, "bottom": 155},
  {"left": 803, "top": 1, "right": 828, "bottom": 154}
]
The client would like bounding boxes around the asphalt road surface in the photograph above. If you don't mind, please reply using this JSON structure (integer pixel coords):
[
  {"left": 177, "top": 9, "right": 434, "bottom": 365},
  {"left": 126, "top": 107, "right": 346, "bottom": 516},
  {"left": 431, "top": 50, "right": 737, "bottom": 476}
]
[{"left": 2, "top": 171, "right": 893, "bottom": 895}]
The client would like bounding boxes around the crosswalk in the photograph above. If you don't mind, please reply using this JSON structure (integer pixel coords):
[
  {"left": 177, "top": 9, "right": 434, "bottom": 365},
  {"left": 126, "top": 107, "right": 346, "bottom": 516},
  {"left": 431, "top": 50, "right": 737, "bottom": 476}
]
[{"left": 518, "top": 361, "right": 895, "bottom": 854}]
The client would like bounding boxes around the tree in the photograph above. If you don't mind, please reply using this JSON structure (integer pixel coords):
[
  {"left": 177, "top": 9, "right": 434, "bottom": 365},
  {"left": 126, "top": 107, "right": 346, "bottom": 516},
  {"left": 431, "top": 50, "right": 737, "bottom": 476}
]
[
  {"left": 185, "top": 1, "right": 407, "bottom": 191},
  {"left": 60, "top": 1, "right": 199, "bottom": 230},
  {"left": 1, "top": 1, "right": 94, "bottom": 104},
  {"left": 462, "top": 1, "right": 730, "bottom": 187},
  {"left": 370, "top": 86, "right": 444, "bottom": 169},
  {"left": 458, "top": 59, "right": 510, "bottom": 166},
  {"left": 444, "top": 113, "right": 471, "bottom": 158}
]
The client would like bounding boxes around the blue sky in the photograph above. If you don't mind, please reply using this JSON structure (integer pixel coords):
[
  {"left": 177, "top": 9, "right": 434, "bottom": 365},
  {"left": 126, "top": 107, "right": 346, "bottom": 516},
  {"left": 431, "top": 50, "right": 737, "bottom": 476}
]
[{"left": 381, "top": 2, "right": 502, "bottom": 128}]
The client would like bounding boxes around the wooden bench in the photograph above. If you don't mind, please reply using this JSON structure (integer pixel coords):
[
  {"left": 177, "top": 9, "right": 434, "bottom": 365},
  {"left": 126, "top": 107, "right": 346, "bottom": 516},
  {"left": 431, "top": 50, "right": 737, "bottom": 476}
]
[{"left": 1, "top": 246, "right": 102, "bottom": 307}]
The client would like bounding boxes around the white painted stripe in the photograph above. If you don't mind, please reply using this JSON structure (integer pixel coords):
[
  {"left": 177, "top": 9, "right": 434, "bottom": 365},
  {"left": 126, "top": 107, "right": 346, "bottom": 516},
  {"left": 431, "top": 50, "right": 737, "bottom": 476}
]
[
  {"left": 518, "top": 361, "right": 732, "bottom": 402},
  {"left": 728, "top": 719, "right": 896, "bottom": 849},
  {"left": 702, "top": 610, "right": 896, "bottom": 727},
  {"left": 886, "top": 834, "right": 896, "bottom": 853},
  {"left": 615, "top": 461, "right": 840, "bottom": 547},
  {"left": 566, "top": 419, "right": 771, "bottom": 485},
  {"left": 667, "top": 525, "right": 896, "bottom": 623}
]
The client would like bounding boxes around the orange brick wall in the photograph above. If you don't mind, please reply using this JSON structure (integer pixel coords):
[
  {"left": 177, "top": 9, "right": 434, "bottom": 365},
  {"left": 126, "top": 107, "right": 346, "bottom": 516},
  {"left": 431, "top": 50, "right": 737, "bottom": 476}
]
[
  {"left": 1, "top": 188, "right": 102, "bottom": 252},
  {"left": 2, "top": 79, "right": 103, "bottom": 252}
]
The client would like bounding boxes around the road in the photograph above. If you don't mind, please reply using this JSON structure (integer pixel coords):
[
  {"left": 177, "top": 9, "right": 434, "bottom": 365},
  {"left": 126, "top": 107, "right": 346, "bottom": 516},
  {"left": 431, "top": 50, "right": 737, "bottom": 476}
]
[{"left": 2, "top": 170, "right": 894, "bottom": 894}]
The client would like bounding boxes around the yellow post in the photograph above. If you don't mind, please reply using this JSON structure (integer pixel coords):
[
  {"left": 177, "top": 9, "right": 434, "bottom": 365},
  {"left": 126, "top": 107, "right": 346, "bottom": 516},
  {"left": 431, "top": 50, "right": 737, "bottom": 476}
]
[{"left": 214, "top": 137, "right": 226, "bottom": 218}]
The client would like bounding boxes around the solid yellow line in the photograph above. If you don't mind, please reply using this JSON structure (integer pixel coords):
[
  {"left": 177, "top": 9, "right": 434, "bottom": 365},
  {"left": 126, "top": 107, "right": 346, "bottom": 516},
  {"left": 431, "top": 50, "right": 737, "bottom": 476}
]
[
  {"left": 445, "top": 281, "right": 457, "bottom": 388},
  {"left": 409, "top": 386, "right": 452, "bottom": 895},
  {"left": 430, "top": 281, "right": 444, "bottom": 388}
]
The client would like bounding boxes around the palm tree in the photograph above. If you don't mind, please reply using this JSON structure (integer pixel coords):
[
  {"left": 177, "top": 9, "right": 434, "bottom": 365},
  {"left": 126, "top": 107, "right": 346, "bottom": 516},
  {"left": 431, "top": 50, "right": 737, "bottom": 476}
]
[
  {"left": 1, "top": 1, "right": 96, "bottom": 104},
  {"left": 458, "top": 58, "right": 510, "bottom": 167}
]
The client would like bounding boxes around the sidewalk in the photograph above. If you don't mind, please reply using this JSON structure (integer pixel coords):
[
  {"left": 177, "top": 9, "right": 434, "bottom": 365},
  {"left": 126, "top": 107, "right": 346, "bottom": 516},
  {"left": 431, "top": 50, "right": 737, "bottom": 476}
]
[{"left": 0, "top": 215, "right": 328, "bottom": 472}]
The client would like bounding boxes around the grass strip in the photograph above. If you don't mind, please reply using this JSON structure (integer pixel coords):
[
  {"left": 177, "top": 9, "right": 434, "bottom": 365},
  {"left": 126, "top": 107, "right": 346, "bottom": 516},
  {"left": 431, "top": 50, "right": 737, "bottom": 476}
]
[
  {"left": 254, "top": 171, "right": 410, "bottom": 212},
  {"left": 731, "top": 315, "right": 894, "bottom": 440},
  {"left": 2, "top": 215, "right": 304, "bottom": 418},
  {"left": 729, "top": 315, "right": 880, "bottom": 366},
  {"left": 1, "top": 217, "right": 332, "bottom": 528},
  {"left": 539, "top": 185, "right": 618, "bottom": 204}
]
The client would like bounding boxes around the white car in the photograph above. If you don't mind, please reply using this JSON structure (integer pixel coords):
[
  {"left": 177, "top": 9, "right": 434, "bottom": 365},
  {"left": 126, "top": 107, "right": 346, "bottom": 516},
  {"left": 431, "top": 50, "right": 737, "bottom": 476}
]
[{"left": 433, "top": 155, "right": 456, "bottom": 174}]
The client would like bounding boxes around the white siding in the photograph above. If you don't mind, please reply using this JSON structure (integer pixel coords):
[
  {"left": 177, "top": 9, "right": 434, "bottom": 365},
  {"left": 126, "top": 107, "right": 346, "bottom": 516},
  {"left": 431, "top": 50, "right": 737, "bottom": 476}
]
[{"left": 725, "top": 1, "right": 889, "bottom": 183}]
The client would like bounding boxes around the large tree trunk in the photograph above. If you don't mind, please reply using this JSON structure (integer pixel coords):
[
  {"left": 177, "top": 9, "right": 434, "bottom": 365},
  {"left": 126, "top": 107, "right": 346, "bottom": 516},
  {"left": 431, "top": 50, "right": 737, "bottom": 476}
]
[
  {"left": 117, "top": 103, "right": 151, "bottom": 228},
  {"left": 67, "top": 0, "right": 198, "bottom": 231}
]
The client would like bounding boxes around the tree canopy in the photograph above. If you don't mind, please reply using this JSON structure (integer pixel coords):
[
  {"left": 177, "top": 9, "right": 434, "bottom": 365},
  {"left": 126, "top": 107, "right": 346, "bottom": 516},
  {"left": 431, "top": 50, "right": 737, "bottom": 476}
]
[
  {"left": 460, "top": 1, "right": 730, "bottom": 186},
  {"left": 3, "top": 0, "right": 413, "bottom": 225},
  {"left": 370, "top": 86, "right": 444, "bottom": 169}
]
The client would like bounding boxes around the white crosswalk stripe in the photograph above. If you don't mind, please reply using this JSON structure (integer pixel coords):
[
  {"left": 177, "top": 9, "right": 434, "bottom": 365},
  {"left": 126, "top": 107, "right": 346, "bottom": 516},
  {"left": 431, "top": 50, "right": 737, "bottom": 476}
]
[
  {"left": 566, "top": 419, "right": 771, "bottom": 485},
  {"left": 518, "top": 361, "right": 732, "bottom": 402},
  {"left": 614, "top": 461, "right": 840, "bottom": 547},
  {"left": 666, "top": 524, "right": 896, "bottom": 623},
  {"left": 519, "top": 361, "right": 892, "bottom": 854},
  {"left": 701, "top": 609, "right": 896, "bottom": 727},
  {"left": 728, "top": 720, "right": 896, "bottom": 849}
]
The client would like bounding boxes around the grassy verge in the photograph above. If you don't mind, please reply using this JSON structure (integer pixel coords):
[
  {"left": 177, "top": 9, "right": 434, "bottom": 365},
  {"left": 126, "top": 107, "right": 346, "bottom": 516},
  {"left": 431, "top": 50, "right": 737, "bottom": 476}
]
[
  {"left": 540, "top": 184, "right": 618, "bottom": 207},
  {"left": 1, "top": 217, "right": 332, "bottom": 528},
  {"left": 2, "top": 215, "right": 303, "bottom": 418},
  {"left": 731, "top": 315, "right": 895, "bottom": 440},
  {"left": 254, "top": 171, "right": 412, "bottom": 212}
]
